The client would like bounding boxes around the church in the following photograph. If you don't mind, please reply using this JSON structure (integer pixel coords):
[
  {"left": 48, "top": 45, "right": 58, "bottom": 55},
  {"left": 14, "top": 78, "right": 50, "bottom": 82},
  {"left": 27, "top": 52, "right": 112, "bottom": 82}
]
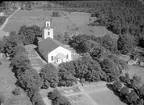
[{"left": 38, "top": 21, "right": 72, "bottom": 65}]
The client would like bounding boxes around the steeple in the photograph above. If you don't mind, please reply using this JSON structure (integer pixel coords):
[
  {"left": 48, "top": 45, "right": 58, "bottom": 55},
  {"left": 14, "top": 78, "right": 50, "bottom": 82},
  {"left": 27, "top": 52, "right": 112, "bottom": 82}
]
[{"left": 43, "top": 21, "right": 53, "bottom": 39}]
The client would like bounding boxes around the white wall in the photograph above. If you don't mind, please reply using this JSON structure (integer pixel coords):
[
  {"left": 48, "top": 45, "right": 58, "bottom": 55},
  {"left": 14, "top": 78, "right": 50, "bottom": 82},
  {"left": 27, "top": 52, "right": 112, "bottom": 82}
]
[
  {"left": 44, "top": 28, "right": 53, "bottom": 39},
  {"left": 48, "top": 46, "right": 72, "bottom": 64}
]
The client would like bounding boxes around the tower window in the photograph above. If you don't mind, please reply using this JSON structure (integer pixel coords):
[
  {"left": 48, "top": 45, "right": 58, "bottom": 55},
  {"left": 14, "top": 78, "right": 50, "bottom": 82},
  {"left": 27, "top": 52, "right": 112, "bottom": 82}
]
[
  {"left": 48, "top": 32, "right": 50, "bottom": 35},
  {"left": 66, "top": 54, "right": 68, "bottom": 59}
]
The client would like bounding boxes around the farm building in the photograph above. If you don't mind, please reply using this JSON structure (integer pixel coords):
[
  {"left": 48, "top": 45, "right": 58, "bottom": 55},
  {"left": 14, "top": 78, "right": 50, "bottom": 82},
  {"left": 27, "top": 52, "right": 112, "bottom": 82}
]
[{"left": 38, "top": 21, "right": 73, "bottom": 65}]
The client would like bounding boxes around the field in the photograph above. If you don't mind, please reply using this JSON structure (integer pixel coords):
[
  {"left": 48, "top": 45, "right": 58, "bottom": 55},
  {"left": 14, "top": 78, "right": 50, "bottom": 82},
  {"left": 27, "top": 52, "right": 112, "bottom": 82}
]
[
  {"left": 0, "top": 60, "right": 32, "bottom": 105},
  {"left": 89, "top": 89, "right": 126, "bottom": 105},
  {"left": 3, "top": 9, "right": 112, "bottom": 37}
]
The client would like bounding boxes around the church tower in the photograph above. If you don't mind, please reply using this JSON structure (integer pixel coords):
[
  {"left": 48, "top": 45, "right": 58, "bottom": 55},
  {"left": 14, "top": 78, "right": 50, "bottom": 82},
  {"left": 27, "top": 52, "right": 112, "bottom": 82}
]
[{"left": 43, "top": 21, "right": 54, "bottom": 39}]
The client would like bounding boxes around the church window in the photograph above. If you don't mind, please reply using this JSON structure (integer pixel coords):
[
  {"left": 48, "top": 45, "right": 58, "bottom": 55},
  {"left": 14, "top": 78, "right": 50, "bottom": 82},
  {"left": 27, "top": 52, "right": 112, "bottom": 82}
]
[
  {"left": 48, "top": 32, "right": 50, "bottom": 35},
  {"left": 66, "top": 54, "right": 68, "bottom": 59},
  {"left": 51, "top": 56, "right": 53, "bottom": 61}
]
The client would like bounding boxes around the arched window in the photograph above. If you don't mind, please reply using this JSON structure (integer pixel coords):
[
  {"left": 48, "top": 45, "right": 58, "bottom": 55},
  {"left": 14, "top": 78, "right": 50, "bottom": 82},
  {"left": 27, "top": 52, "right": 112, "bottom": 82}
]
[{"left": 51, "top": 56, "right": 53, "bottom": 61}]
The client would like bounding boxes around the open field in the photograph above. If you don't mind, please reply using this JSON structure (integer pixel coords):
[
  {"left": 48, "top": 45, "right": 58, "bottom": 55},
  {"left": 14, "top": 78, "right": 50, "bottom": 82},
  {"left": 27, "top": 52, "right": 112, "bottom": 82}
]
[
  {"left": 0, "top": 60, "right": 32, "bottom": 105},
  {"left": 89, "top": 89, "right": 126, "bottom": 105},
  {"left": 3, "top": 9, "right": 112, "bottom": 37}
]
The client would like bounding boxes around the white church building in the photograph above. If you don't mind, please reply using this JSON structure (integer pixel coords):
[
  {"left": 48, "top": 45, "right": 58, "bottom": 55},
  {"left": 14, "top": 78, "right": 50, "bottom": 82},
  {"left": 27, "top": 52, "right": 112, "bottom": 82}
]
[{"left": 38, "top": 21, "right": 73, "bottom": 65}]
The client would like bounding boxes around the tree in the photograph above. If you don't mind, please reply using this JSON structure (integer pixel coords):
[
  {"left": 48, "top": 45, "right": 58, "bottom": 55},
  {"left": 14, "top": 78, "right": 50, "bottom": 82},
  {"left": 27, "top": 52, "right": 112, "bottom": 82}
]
[
  {"left": 126, "top": 90, "right": 139, "bottom": 104},
  {"left": 74, "top": 53, "right": 106, "bottom": 82},
  {"left": 54, "top": 33, "right": 71, "bottom": 45},
  {"left": 12, "top": 86, "right": 21, "bottom": 95},
  {"left": 48, "top": 89, "right": 71, "bottom": 105},
  {"left": 17, "top": 68, "right": 43, "bottom": 92},
  {"left": 89, "top": 46, "right": 104, "bottom": 59},
  {"left": 18, "top": 26, "right": 36, "bottom": 45},
  {"left": 117, "top": 34, "right": 136, "bottom": 54},
  {"left": 131, "top": 75, "right": 143, "bottom": 90},
  {"left": 0, "top": 94, "right": 5, "bottom": 104},
  {"left": 106, "top": 54, "right": 128, "bottom": 73},
  {"left": 11, "top": 44, "right": 27, "bottom": 59},
  {"left": 138, "top": 86, "right": 144, "bottom": 98},
  {"left": 136, "top": 99, "right": 144, "bottom": 105},
  {"left": 95, "top": 35, "right": 120, "bottom": 54},
  {"left": 58, "top": 61, "right": 77, "bottom": 87},
  {"left": 40, "top": 64, "right": 59, "bottom": 89},
  {"left": 29, "top": 25, "right": 42, "bottom": 37},
  {"left": 0, "top": 39, "right": 4, "bottom": 53},
  {"left": 10, "top": 53, "right": 30, "bottom": 74},
  {"left": 100, "top": 58, "right": 120, "bottom": 82},
  {"left": 120, "top": 86, "right": 129, "bottom": 97},
  {"left": 113, "top": 80, "right": 122, "bottom": 91},
  {"left": 31, "top": 92, "right": 45, "bottom": 105},
  {"left": 3, "top": 31, "right": 23, "bottom": 57},
  {"left": 119, "top": 73, "right": 130, "bottom": 85}
]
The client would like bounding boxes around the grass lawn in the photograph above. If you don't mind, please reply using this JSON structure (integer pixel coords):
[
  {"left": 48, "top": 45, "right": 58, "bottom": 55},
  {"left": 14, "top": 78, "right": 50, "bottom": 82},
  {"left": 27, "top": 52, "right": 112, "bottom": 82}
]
[
  {"left": 0, "top": 60, "right": 32, "bottom": 105},
  {"left": 127, "top": 65, "right": 144, "bottom": 82},
  {"left": 89, "top": 89, "right": 126, "bottom": 105},
  {"left": 3, "top": 9, "right": 112, "bottom": 38}
]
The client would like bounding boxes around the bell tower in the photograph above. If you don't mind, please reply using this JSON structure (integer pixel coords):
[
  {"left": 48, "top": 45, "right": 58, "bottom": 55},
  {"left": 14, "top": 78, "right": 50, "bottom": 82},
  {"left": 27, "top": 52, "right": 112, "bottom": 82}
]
[{"left": 43, "top": 21, "right": 54, "bottom": 39}]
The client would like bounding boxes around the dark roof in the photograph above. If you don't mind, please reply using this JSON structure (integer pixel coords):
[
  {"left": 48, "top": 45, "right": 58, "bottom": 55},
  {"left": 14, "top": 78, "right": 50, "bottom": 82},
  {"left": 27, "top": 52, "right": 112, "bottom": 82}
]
[{"left": 38, "top": 38, "right": 60, "bottom": 54}]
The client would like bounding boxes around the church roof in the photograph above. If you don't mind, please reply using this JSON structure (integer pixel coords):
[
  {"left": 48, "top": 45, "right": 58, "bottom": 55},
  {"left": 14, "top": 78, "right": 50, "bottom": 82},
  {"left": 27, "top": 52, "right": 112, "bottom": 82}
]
[{"left": 38, "top": 38, "right": 60, "bottom": 54}]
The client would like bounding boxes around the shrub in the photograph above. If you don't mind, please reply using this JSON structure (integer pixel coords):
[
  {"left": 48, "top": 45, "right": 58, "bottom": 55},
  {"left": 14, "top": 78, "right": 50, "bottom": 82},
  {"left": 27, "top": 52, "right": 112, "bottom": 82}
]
[
  {"left": 12, "top": 87, "right": 21, "bottom": 95},
  {"left": 120, "top": 86, "right": 129, "bottom": 97},
  {"left": 113, "top": 80, "right": 122, "bottom": 91},
  {"left": 48, "top": 89, "right": 71, "bottom": 105},
  {"left": 52, "top": 11, "right": 60, "bottom": 17}
]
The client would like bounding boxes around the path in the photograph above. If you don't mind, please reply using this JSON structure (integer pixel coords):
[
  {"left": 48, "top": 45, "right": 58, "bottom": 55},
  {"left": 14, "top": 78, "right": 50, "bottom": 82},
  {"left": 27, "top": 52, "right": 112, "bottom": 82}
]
[
  {"left": 0, "top": 7, "right": 20, "bottom": 38},
  {"left": 0, "top": 7, "right": 20, "bottom": 30}
]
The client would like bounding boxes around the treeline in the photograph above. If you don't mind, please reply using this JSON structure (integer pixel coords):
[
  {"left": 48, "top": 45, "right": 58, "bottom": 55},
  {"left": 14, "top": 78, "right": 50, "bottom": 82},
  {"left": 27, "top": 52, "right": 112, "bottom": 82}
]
[
  {"left": 52, "top": 33, "right": 128, "bottom": 86},
  {"left": 111, "top": 73, "right": 144, "bottom": 105}
]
